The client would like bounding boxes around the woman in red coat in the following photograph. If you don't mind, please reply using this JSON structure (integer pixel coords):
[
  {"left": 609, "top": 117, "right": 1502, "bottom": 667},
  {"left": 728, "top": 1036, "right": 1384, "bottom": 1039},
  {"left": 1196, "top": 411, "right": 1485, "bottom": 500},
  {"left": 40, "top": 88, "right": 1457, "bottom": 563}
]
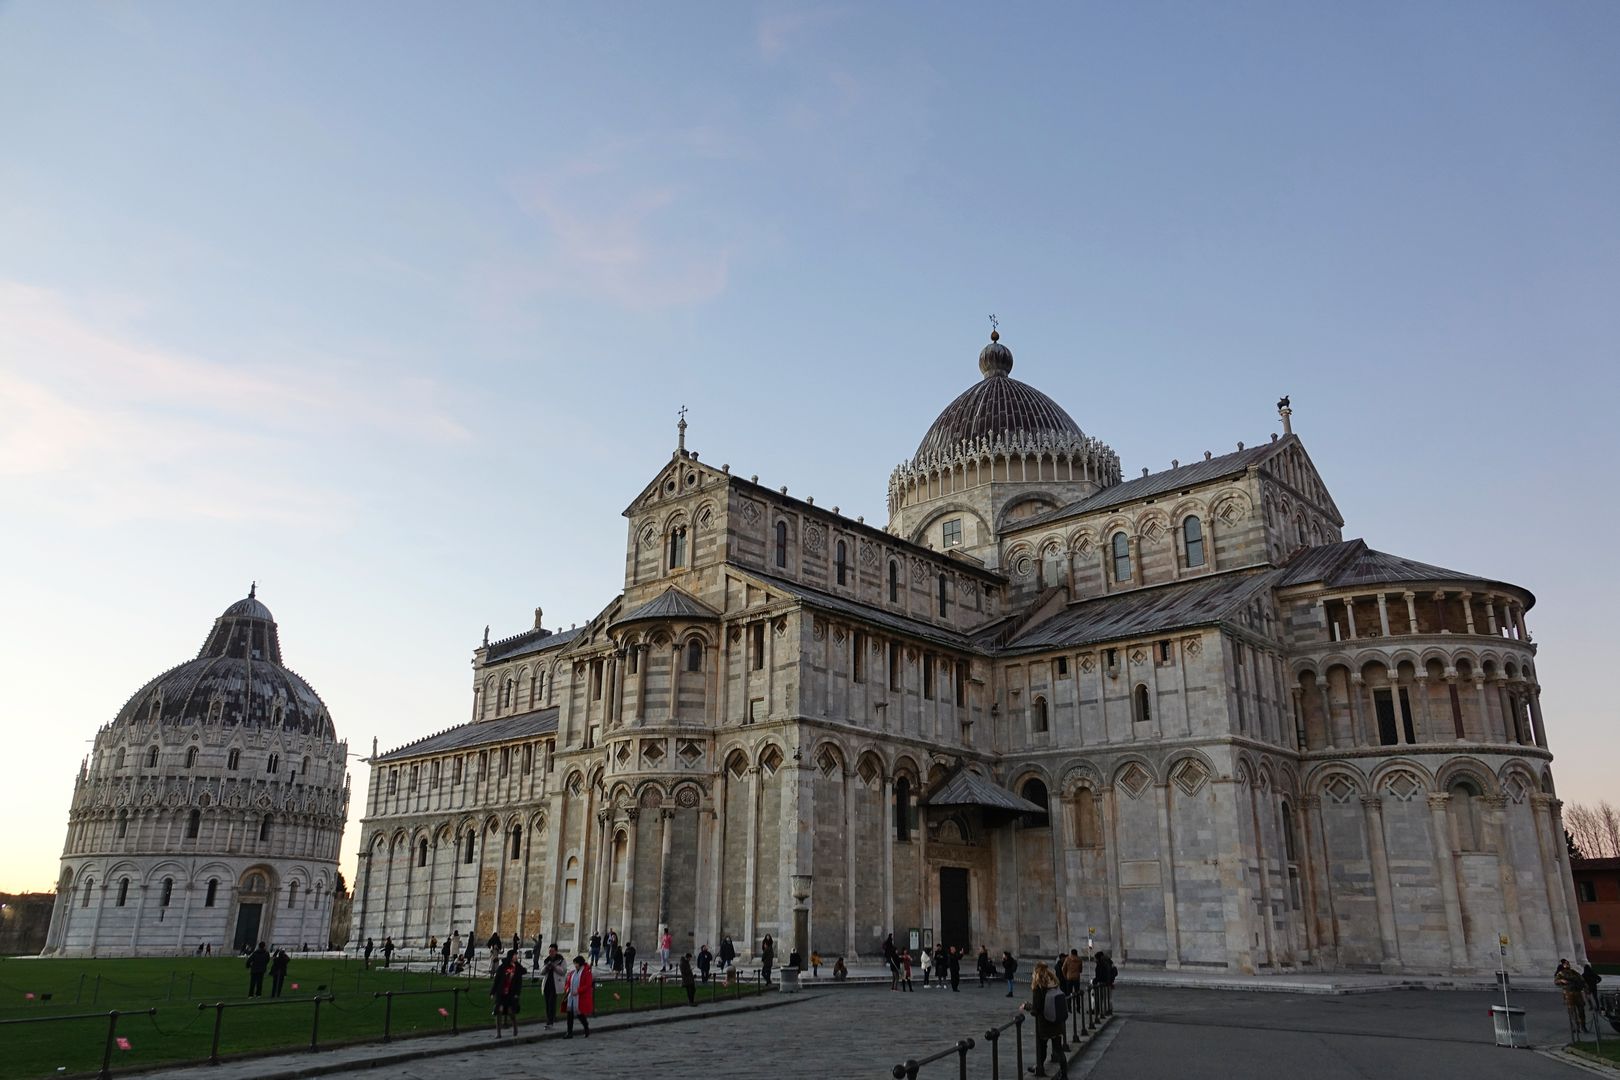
[{"left": 563, "top": 955, "right": 594, "bottom": 1038}]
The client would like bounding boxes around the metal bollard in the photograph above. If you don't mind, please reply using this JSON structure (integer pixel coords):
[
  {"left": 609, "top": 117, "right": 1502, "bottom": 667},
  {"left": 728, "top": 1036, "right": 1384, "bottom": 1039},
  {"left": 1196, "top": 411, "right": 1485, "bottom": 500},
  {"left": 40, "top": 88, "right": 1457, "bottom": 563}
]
[
  {"left": 380, "top": 991, "right": 394, "bottom": 1042},
  {"left": 98, "top": 1011, "right": 121, "bottom": 1080},
  {"left": 985, "top": 1027, "right": 1002, "bottom": 1080},
  {"left": 956, "top": 1037, "right": 975, "bottom": 1080},
  {"left": 309, "top": 995, "right": 323, "bottom": 1051},
  {"left": 451, "top": 987, "right": 462, "bottom": 1034}
]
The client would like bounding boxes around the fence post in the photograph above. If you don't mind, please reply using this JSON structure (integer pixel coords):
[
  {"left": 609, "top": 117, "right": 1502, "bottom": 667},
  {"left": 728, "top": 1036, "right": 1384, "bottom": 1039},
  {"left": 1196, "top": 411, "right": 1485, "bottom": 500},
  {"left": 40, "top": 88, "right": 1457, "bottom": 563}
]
[
  {"left": 628, "top": 974, "right": 635, "bottom": 1013},
  {"left": 1014, "top": 1011, "right": 1025, "bottom": 1077},
  {"left": 451, "top": 987, "right": 462, "bottom": 1034},
  {"left": 985, "top": 1026, "right": 1001, "bottom": 1080},
  {"left": 309, "top": 996, "right": 322, "bottom": 1051},
  {"left": 956, "top": 1037, "right": 975, "bottom": 1080},
  {"left": 206, "top": 1002, "right": 225, "bottom": 1065},
  {"left": 658, "top": 975, "right": 664, "bottom": 1009},
  {"left": 97, "top": 1011, "right": 120, "bottom": 1080},
  {"left": 380, "top": 991, "right": 394, "bottom": 1043}
]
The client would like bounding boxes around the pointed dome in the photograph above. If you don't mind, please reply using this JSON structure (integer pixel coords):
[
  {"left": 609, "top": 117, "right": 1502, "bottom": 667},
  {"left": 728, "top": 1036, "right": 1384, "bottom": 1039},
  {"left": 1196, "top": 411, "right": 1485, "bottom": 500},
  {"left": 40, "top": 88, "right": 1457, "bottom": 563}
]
[{"left": 913, "top": 332, "right": 1084, "bottom": 462}]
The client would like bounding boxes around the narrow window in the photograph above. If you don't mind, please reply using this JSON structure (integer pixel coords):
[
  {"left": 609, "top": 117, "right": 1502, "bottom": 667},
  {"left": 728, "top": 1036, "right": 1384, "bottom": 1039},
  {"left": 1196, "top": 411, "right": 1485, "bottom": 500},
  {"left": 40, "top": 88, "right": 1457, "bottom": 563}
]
[
  {"left": 1281, "top": 802, "right": 1298, "bottom": 862},
  {"left": 205, "top": 879, "right": 217, "bottom": 907},
  {"left": 145, "top": 745, "right": 159, "bottom": 768},
  {"left": 852, "top": 631, "right": 866, "bottom": 683},
  {"left": 259, "top": 814, "right": 273, "bottom": 842},
  {"left": 431, "top": 760, "right": 441, "bottom": 788},
  {"left": 409, "top": 764, "right": 420, "bottom": 790},
  {"left": 894, "top": 777, "right": 912, "bottom": 842},
  {"left": 888, "top": 560, "right": 900, "bottom": 603},
  {"left": 115, "top": 748, "right": 126, "bottom": 769},
  {"left": 287, "top": 881, "right": 299, "bottom": 908},
  {"left": 1106, "top": 648, "right": 1118, "bottom": 670},
  {"left": 1020, "top": 779, "right": 1050, "bottom": 828},
  {"left": 186, "top": 809, "right": 201, "bottom": 839},
  {"left": 510, "top": 825, "right": 523, "bottom": 861},
  {"left": 1032, "top": 696, "right": 1049, "bottom": 733},
  {"left": 628, "top": 648, "right": 638, "bottom": 675},
  {"left": 1074, "top": 789, "right": 1099, "bottom": 847},
  {"left": 955, "top": 661, "right": 967, "bottom": 707},
  {"left": 668, "top": 526, "right": 687, "bottom": 569},
  {"left": 686, "top": 639, "right": 703, "bottom": 672},
  {"left": 1183, "top": 516, "right": 1206, "bottom": 568},
  {"left": 1449, "top": 781, "right": 1481, "bottom": 850},
  {"left": 117, "top": 878, "right": 129, "bottom": 907},
  {"left": 774, "top": 521, "right": 789, "bottom": 568},
  {"left": 477, "top": 751, "right": 488, "bottom": 780},
  {"left": 1158, "top": 640, "right": 1172, "bottom": 663},
  {"left": 1057, "top": 657, "right": 1069, "bottom": 677},
  {"left": 937, "top": 574, "right": 949, "bottom": 617},
  {"left": 1133, "top": 684, "right": 1152, "bottom": 724},
  {"left": 1374, "top": 689, "right": 1398, "bottom": 746},
  {"left": 521, "top": 745, "right": 533, "bottom": 775},
  {"left": 941, "top": 518, "right": 962, "bottom": 548},
  {"left": 923, "top": 655, "right": 935, "bottom": 700},
  {"left": 464, "top": 831, "right": 476, "bottom": 864},
  {"left": 1111, "top": 533, "right": 1132, "bottom": 583},
  {"left": 227, "top": 748, "right": 240, "bottom": 771},
  {"left": 267, "top": 753, "right": 279, "bottom": 774},
  {"left": 750, "top": 622, "right": 765, "bottom": 671},
  {"left": 185, "top": 746, "right": 199, "bottom": 768},
  {"left": 889, "top": 642, "right": 902, "bottom": 692},
  {"left": 417, "top": 839, "right": 428, "bottom": 867},
  {"left": 116, "top": 810, "right": 128, "bottom": 839},
  {"left": 591, "top": 660, "right": 604, "bottom": 700},
  {"left": 545, "top": 741, "right": 555, "bottom": 773},
  {"left": 453, "top": 757, "right": 464, "bottom": 783},
  {"left": 387, "top": 769, "right": 398, "bottom": 795},
  {"left": 300, "top": 755, "right": 309, "bottom": 776},
  {"left": 499, "top": 747, "right": 511, "bottom": 777},
  {"left": 835, "top": 541, "right": 848, "bottom": 586},
  {"left": 83, "top": 878, "right": 94, "bottom": 907}
]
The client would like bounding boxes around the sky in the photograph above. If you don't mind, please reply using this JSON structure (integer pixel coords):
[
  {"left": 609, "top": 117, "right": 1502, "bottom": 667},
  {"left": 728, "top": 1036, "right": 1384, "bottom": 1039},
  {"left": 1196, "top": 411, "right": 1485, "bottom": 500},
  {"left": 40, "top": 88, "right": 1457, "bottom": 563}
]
[{"left": 1, "top": 2, "right": 1617, "bottom": 894}]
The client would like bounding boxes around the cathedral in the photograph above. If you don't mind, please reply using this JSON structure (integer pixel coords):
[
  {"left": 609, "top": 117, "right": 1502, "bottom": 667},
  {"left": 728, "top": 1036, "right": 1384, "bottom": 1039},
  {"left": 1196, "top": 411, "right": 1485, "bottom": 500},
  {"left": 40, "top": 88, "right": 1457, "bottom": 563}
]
[
  {"left": 351, "top": 332, "right": 1578, "bottom": 975},
  {"left": 45, "top": 591, "right": 349, "bottom": 956}
]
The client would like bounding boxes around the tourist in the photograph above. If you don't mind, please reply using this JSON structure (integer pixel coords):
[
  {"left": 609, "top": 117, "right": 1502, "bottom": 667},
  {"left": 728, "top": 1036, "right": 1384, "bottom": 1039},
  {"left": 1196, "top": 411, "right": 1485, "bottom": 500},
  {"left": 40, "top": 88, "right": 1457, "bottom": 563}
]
[
  {"left": 564, "top": 955, "right": 594, "bottom": 1038},
  {"left": 1557, "top": 959, "right": 1588, "bottom": 1032},
  {"left": 660, "top": 927, "right": 673, "bottom": 972},
  {"left": 1061, "top": 949, "right": 1084, "bottom": 1001},
  {"left": 919, "top": 945, "right": 933, "bottom": 988},
  {"left": 605, "top": 927, "right": 618, "bottom": 962},
  {"left": 487, "top": 931, "right": 502, "bottom": 969},
  {"left": 949, "top": 946, "right": 961, "bottom": 992},
  {"left": 624, "top": 940, "right": 638, "bottom": 980},
  {"left": 681, "top": 952, "right": 697, "bottom": 1004},
  {"left": 935, "top": 947, "right": 950, "bottom": 990},
  {"left": 833, "top": 956, "right": 848, "bottom": 981},
  {"left": 490, "top": 949, "right": 525, "bottom": 1038},
  {"left": 899, "top": 949, "right": 914, "bottom": 992},
  {"left": 1001, "top": 951, "right": 1018, "bottom": 997},
  {"left": 697, "top": 943, "right": 713, "bottom": 982},
  {"left": 541, "top": 944, "right": 566, "bottom": 1028},
  {"left": 590, "top": 931, "right": 602, "bottom": 968},
  {"left": 810, "top": 950, "right": 822, "bottom": 978},
  {"left": 363, "top": 937, "right": 374, "bottom": 969},
  {"left": 381, "top": 936, "right": 395, "bottom": 967},
  {"left": 204, "top": 943, "right": 212, "bottom": 957},
  {"left": 612, "top": 939, "right": 624, "bottom": 977},
  {"left": 1020, "top": 961, "right": 1065, "bottom": 1078},
  {"left": 270, "top": 949, "right": 290, "bottom": 997},
  {"left": 882, "top": 932, "right": 897, "bottom": 976},
  {"left": 760, "top": 934, "right": 776, "bottom": 984},
  {"left": 440, "top": 936, "right": 452, "bottom": 973},
  {"left": 719, "top": 935, "right": 736, "bottom": 972},
  {"left": 246, "top": 941, "right": 271, "bottom": 997},
  {"left": 977, "top": 947, "right": 994, "bottom": 987}
]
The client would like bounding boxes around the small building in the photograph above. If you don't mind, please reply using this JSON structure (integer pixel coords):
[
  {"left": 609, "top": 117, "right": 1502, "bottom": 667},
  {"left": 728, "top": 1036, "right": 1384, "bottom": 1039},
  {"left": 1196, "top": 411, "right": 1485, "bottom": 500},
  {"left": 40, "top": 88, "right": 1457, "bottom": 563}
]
[{"left": 1574, "top": 857, "right": 1620, "bottom": 967}]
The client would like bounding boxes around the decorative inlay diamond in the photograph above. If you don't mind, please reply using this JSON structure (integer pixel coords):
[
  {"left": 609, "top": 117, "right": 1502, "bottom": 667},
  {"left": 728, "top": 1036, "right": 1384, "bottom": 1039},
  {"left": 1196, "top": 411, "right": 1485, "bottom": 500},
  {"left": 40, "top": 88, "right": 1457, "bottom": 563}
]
[
  {"left": 1171, "top": 759, "right": 1209, "bottom": 797},
  {"left": 741, "top": 500, "right": 762, "bottom": 526},
  {"left": 677, "top": 740, "right": 702, "bottom": 767},
  {"left": 1118, "top": 763, "right": 1151, "bottom": 799},
  {"left": 1383, "top": 772, "right": 1420, "bottom": 802},
  {"left": 614, "top": 742, "right": 632, "bottom": 766},
  {"left": 640, "top": 740, "right": 666, "bottom": 766},
  {"left": 1323, "top": 776, "right": 1354, "bottom": 804}
]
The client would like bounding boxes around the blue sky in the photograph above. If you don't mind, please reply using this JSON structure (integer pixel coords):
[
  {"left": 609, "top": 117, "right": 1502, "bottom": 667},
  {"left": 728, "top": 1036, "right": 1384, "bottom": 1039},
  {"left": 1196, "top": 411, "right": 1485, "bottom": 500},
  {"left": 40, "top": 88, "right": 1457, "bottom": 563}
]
[{"left": 1, "top": 2, "right": 1616, "bottom": 892}]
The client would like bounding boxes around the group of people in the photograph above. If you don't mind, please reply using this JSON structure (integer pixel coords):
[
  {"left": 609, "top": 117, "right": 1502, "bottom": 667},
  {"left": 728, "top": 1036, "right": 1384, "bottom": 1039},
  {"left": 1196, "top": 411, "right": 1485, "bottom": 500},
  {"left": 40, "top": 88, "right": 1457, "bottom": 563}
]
[
  {"left": 1555, "top": 958, "right": 1605, "bottom": 1033},
  {"left": 243, "top": 942, "right": 293, "bottom": 997},
  {"left": 488, "top": 944, "right": 598, "bottom": 1038}
]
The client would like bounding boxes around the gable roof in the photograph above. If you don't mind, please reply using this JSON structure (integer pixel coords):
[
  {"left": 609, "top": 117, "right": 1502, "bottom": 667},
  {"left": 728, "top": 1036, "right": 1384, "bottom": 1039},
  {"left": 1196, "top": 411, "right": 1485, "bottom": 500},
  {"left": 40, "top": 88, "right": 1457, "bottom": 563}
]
[
  {"left": 743, "top": 569, "right": 976, "bottom": 651},
  {"left": 926, "top": 768, "right": 1045, "bottom": 814},
  {"left": 610, "top": 586, "right": 720, "bottom": 628},
  {"left": 374, "top": 706, "right": 559, "bottom": 763},
  {"left": 998, "top": 569, "right": 1278, "bottom": 654}
]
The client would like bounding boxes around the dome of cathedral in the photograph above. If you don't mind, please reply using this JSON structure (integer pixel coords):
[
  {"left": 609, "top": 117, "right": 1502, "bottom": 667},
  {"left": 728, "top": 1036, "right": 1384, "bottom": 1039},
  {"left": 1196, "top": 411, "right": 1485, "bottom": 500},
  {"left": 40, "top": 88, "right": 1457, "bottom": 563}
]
[
  {"left": 912, "top": 333, "right": 1084, "bottom": 462},
  {"left": 109, "top": 587, "right": 334, "bottom": 736}
]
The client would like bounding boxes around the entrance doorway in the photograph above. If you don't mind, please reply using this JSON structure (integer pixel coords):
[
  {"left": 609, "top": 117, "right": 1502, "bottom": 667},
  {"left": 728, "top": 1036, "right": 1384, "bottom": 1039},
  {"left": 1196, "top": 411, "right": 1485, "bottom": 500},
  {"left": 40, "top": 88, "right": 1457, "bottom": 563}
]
[
  {"left": 938, "top": 867, "right": 971, "bottom": 952},
  {"left": 233, "top": 903, "right": 263, "bottom": 952}
]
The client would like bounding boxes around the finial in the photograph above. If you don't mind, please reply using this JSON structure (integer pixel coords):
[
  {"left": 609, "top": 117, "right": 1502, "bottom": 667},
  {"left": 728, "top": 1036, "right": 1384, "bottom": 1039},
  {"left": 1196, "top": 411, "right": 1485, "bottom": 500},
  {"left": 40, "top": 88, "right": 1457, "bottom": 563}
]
[
  {"left": 677, "top": 405, "right": 688, "bottom": 452},
  {"left": 249, "top": 580, "right": 257, "bottom": 600},
  {"left": 482, "top": 624, "right": 490, "bottom": 647},
  {"left": 988, "top": 313, "right": 1000, "bottom": 342},
  {"left": 1277, "top": 395, "right": 1293, "bottom": 436}
]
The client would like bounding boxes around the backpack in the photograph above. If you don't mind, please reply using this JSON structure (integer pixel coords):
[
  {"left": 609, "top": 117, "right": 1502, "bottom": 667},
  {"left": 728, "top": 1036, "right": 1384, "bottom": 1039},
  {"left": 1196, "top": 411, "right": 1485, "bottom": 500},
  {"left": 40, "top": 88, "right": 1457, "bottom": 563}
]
[{"left": 1042, "top": 988, "right": 1067, "bottom": 1023}]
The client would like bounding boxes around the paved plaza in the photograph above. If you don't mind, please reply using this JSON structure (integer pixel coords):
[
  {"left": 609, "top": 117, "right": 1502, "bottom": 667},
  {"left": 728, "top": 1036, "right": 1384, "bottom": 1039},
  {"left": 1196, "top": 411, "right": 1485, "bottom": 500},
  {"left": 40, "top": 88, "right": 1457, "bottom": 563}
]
[{"left": 177, "top": 983, "right": 1595, "bottom": 1080}]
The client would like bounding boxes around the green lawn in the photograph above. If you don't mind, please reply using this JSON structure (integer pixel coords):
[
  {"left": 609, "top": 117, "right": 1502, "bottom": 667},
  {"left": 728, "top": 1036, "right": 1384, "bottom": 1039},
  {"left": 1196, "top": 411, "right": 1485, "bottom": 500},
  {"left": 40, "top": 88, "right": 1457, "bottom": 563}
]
[
  {"left": 0, "top": 956, "right": 760, "bottom": 1080},
  {"left": 1569, "top": 1038, "right": 1620, "bottom": 1067}
]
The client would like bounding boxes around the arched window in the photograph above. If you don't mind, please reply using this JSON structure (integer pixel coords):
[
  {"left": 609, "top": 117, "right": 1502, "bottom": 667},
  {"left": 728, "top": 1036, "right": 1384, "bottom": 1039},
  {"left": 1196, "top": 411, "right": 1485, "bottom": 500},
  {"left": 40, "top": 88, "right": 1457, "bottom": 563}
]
[
  {"left": 267, "top": 753, "right": 280, "bottom": 774},
  {"left": 259, "top": 813, "right": 273, "bottom": 842},
  {"left": 1032, "top": 696, "right": 1049, "bottom": 734},
  {"left": 204, "top": 879, "right": 218, "bottom": 907},
  {"left": 510, "top": 825, "right": 523, "bottom": 861},
  {"left": 774, "top": 521, "right": 789, "bottom": 568},
  {"left": 226, "top": 748, "right": 240, "bottom": 771},
  {"left": 464, "top": 831, "right": 476, "bottom": 864},
  {"left": 686, "top": 639, "right": 703, "bottom": 672},
  {"left": 115, "top": 810, "right": 129, "bottom": 839},
  {"left": 145, "top": 745, "right": 159, "bottom": 768},
  {"left": 888, "top": 561, "right": 900, "bottom": 603},
  {"left": 937, "top": 574, "right": 949, "bottom": 617},
  {"left": 1020, "top": 778, "right": 1050, "bottom": 828},
  {"left": 161, "top": 878, "right": 174, "bottom": 907},
  {"left": 82, "top": 878, "right": 94, "bottom": 907},
  {"left": 301, "top": 755, "right": 310, "bottom": 776},
  {"left": 1183, "top": 516, "right": 1205, "bottom": 568},
  {"left": 1449, "top": 780, "right": 1482, "bottom": 851},
  {"left": 835, "top": 541, "right": 848, "bottom": 586},
  {"left": 1111, "top": 532, "right": 1132, "bottom": 583},
  {"left": 1133, "top": 684, "right": 1152, "bottom": 725},
  {"left": 116, "top": 878, "right": 130, "bottom": 907},
  {"left": 668, "top": 526, "right": 688, "bottom": 569},
  {"left": 186, "top": 810, "right": 201, "bottom": 839},
  {"left": 287, "top": 881, "right": 299, "bottom": 908},
  {"left": 1073, "top": 789, "right": 1099, "bottom": 847},
  {"left": 114, "top": 747, "right": 126, "bottom": 769},
  {"left": 185, "top": 746, "right": 199, "bottom": 768},
  {"left": 894, "top": 777, "right": 912, "bottom": 842},
  {"left": 417, "top": 839, "right": 428, "bottom": 867}
]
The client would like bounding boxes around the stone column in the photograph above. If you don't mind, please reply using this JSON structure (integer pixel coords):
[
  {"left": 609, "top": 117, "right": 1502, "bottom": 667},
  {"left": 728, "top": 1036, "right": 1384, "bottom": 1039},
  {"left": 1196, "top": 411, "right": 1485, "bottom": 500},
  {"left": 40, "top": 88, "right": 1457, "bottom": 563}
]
[
  {"left": 621, "top": 808, "right": 639, "bottom": 943},
  {"left": 1245, "top": 783, "right": 1274, "bottom": 967},
  {"left": 882, "top": 775, "right": 895, "bottom": 939},
  {"left": 1552, "top": 800, "right": 1584, "bottom": 958},
  {"left": 1392, "top": 672, "right": 1410, "bottom": 745},
  {"left": 710, "top": 776, "right": 728, "bottom": 947},
  {"left": 743, "top": 767, "right": 760, "bottom": 956},
  {"left": 1482, "top": 795, "right": 1525, "bottom": 954},
  {"left": 1156, "top": 783, "right": 1182, "bottom": 969},
  {"left": 1529, "top": 794, "right": 1575, "bottom": 958},
  {"left": 1485, "top": 599, "right": 1499, "bottom": 636},
  {"left": 791, "top": 875, "right": 812, "bottom": 967},
  {"left": 1347, "top": 674, "right": 1368, "bottom": 746},
  {"left": 1102, "top": 786, "right": 1124, "bottom": 954},
  {"left": 1528, "top": 689, "right": 1548, "bottom": 749},
  {"left": 1426, "top": 793, "right": 1469, "bottom": 971},
  {"left": 1403, "top": 591, "right": 1419, "bottom": 634},
  {"left": 1376, "top": 593, "right": 1391, "bottom": 637},
  {"left": 1213, "top": 779, "right": 1256, "bottom": 973},
  {"left": 593, "top": 809, "right": 612, "bottom": 935},
  {"left": 1460, "top": 592, "right": 1476, "bottom": 635},
  {"left": 1361, "top": 795, "right": 1401, "bottom": 972},
  {"left": 657, "top": 808, "right": 676, "bottom": 931},
  {"left": 1344, "top": 598, "right": 1358, "bottom": 639},
  {"left": 844, "top": 769, "right": 858, "bottom": 957}
]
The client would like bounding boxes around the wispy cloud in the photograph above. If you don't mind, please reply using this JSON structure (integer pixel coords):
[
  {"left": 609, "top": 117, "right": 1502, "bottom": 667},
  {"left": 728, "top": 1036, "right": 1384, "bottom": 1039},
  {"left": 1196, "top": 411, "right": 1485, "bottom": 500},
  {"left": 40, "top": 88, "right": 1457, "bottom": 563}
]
[{"left": 0, "top": 281, "right": 469, "bottom": 525}]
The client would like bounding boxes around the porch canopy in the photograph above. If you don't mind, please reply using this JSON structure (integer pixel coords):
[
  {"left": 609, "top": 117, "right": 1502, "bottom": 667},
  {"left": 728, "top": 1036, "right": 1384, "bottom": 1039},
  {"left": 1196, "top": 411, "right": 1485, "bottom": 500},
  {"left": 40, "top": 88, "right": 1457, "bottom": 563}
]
[{"left": 924, "top": 767, "right": 1045, "bottom": 825}]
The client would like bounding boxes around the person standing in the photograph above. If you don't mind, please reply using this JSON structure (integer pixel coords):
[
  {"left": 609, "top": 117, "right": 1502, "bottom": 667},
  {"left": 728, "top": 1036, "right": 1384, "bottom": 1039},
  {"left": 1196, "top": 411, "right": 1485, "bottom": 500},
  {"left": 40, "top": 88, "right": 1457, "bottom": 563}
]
[
  {"left": 660, "top": 927, "right": 673, "bottom": 972},
  {"left": 1583, "top": 961, "right": 1604, "bottom": 1020},
  {"left": 381, "top": 936, "right": 395, "bottom": 968},
  {"left": 899, "top": 949, "right": 914, "bottom": 992},
  {"left": 563, "top": 955, "right": 594, "bottom": 1038},
  {"left": 1557, "top": 959, "right": 1589, "bottom": 1032},
  {"left": 1062, "top": 949, "right": 1084, "bottom": 1001},
  {"left": 882, "top": 933, "right": 897, "bottom": 975},
  {"left": 833, "top": 957, "right": 848, "bottom": 981},
  {"left": 1021, "top": 962, "right": 1065, "bottom": 1078},
  {"left": 624, "top": 940, "right": 638, "bottom": 980},
  {"left": 589, "top": 931, "right": 602, "bottom": 968},
  {"left": 246, "top": 942, "right": 270, "bottom": 997},
  {"left": 697, "top": 944, "right": 713, "bottom": 982},
  {"left": 487, "top": 931, "right": 502, "bottom": 970},
  {"left": 541, "top": 944, "right": 566, "bottom": 1028},
  {"left": 935, "top": 947, "right": 950, "bottom": 990},
  {"left": 810, "top": 951, "right": 822, "bottom": 978},
  {"left": 919, "top": 945, "right": 933, "bottom": 988},
  {"left": 270, "top": 949, "right": 290, "bottom": 997},
  {"left": 362, "top": 937, "right": 374, "bottom": 970},
  {"left": 1002, "top": 951, "right": 1018, "bottom": 997},
  {"left": 680, "top": 953, "right": 697, "bottom": 1005},
  {"left": 949, "top": 946, "right": 961, "bottom": 992},
  {"left": 760, "top": 935, "right": 776, "bottom": 985},
  {"left": 719, "top": 936, "right": 736, "bottom": 972},
  {"left": 490, "top": 950, "right": 525, "bottom": 1038}
]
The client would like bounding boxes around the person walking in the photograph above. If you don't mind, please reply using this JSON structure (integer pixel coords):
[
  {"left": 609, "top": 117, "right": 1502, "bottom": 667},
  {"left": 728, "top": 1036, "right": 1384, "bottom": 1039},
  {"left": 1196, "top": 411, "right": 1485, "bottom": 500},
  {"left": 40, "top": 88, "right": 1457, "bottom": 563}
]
[
  {"left": 246, "top": 942, "right": 270, "bottom": 997},
  {"left": 810, "top": 951, "right": 822, "bottom": 978},
  {"left": 540, "top": 944, "right": 566, "bottom": 1028},
  {"left": 949, "top": 946, "right": 961, "bottom": 992},
  {"left": 760, "top": 934, "right": 776, "bottom": 985},
  {"left": 362, "top": 937, "right": 374, "bottom": 969},
  {"left": 1583, "top": 960, "right": 1604, "bottom": 1019},
  {"left": 698, "top": 944, "right": 713, "bottom": 982},
  {"left": 270, "top": 949, "right": 290, "bottom": 997},
  {"left": 977, "top": 946, "right": 994, "bottom": 987},
  {"left": 490, "top": 950, "right": 525, "bottom": 1038},
  {"left": 563, "top": 955, "right": 594, "bottom": 1038},
  {"left": 1061, "top": 949, "right": 1084, "bottom": 1001},
  {"left": 440, "top": 936, "right": 452, "bottom": 973},
  {"left": 882, "top": 933, "right": 898, "bottom": 976},
  {"left": 623, "top": 940, "right": 637, "bottom": 980},
  {"left": 487, "top": 931, "right": 502, "bottom": 970},
  {"left": 381, "top": 936, "right": 395, "bottom": 968},
  {"left": 656, "top": 928, "right": 670, "bottom": 972},
  {"left": 1002, "top": 951, "right": 1019, "bottom": 997},
  {"left": 589, "top": 931, "right": 602, "bottom": 968},
  {"left": 900, "top": 949, "right": 914, "bottom": 992},
  {"left": 680, "top": 952, "right": 697, "bottom": 1005},
  {"left": 1021, "top": 961, "right": 1066, "bottom": 1078},
  {"left": 1557, "top": 959, "right": 1589, "bottom": 1032},
  {"left": 719, "top": 936, "right": 736, "bottom": 972}
]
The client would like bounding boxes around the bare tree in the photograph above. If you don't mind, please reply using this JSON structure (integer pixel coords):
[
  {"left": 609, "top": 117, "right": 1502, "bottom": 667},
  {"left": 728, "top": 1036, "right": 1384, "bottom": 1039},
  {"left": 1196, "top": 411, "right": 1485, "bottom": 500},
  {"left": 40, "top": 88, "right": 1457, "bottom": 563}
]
[{"left": 1566, "top": 801, "right": 1620, "bottom": 859}]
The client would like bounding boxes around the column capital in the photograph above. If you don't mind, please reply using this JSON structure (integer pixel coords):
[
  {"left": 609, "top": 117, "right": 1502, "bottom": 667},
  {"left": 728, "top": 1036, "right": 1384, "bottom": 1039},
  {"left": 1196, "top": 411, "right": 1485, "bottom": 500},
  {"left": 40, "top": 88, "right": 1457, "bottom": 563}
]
[
  {"left": 1482, "top": 794, "right": 1509, "bottom": 810},
  {"left": 659, "top": 808, "right": 676, "bottom": 821},
  {"left": 1301, "top": 794, "right": 1322, "bottom": 809},
  {"left": 1426, "top": 792, "right": 1451, "bottom": 810},
  {"left": 625, "top": 807, "right": 640, "bottom": 821},
  {"left": 1402, "top": 590, "right": 1416, "bottom": 601},
  {"left": 1360, "top": 794, "right": 1384, "bottom": 811},
  {"left": 1528, "top": 793, "right": 1555, "bottom": 810}
]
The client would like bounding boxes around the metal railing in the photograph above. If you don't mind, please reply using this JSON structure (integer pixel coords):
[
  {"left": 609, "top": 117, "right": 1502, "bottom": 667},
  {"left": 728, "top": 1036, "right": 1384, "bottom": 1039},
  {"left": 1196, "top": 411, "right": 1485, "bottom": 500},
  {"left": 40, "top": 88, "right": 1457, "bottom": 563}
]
[
  {"left": 891, "top": 981, "right": 1115, "bottom": 1079},
  {"left": 197, "top": 994, "right": 336, "bottom": 1063},
  {"left": 0, "top": 1008, "right": 155, "bottom": 1080},
  {"left": 373, "top": 987, "right": 469, "bottom": 1041}
]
